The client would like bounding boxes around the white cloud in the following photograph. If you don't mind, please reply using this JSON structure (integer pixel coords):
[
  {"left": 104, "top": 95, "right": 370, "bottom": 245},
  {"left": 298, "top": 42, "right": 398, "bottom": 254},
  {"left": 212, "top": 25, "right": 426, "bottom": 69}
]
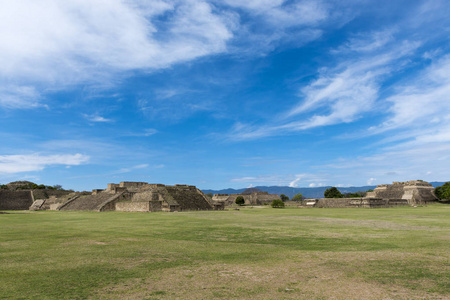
[
  {"left": 0, "top": 0, "right": 234, "bottom": 108},
  {"left": 122, "top": 128, "right": 159, "bottom": 137},
  {"left": 83, "top": 114, "right": 113, "bottom": 123},
  {"left": 289, "top": 176, "right": 302, "bottom": 187},
  {"left": 367, "top": 178, "right": 376, "bottom": 185},
  {"left": 0, "top": 86, "right": 46, "bottom": 109},
  {"left": 231, "top": 176, "right": 257, "bottom": 182},
  {"left": 112, "top": 163, "right": 149, "bottom": 174},
  {"left": 219, "top": 0, "right": 336, "bottom": 54},
  {"left": 227, "top": 33, "right": 420, "bottom": 140},
  {"left": 229, "top": 173, "right": 331, "bottom": 187},
  {"left": 337, "top": 29, "right": 395, "bottom": 53},
  {"left": 230, "top": 174, "right": 288, "bottom": 185},
  {"left": 378, "top": 55, "right": 450, "bottom": 133},
  {"left": 0, "top": 153, "right": 89, "bottom": 174},
  {"left": 286, "top": 40, "right": 419, "bottom": 125},
  {"left": 222, "top": 0, "right": 328, "bottom": 27},
  {"left": 0, "top": 0, "right": 351, "bottom": 110},
  {"left": 142, "top": 129, "right": 159, "bottom": 136}
]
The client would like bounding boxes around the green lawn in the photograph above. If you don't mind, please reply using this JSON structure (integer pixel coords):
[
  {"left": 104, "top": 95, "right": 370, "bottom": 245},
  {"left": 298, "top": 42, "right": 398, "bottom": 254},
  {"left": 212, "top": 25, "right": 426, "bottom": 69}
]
[{"left": 1, "top": 205, "right": 449, "bottom": 299}]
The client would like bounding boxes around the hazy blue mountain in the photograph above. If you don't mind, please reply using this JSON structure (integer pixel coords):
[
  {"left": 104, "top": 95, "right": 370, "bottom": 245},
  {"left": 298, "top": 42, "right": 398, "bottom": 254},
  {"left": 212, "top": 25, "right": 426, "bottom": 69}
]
[{"left": 203, "top": 182, "right": 446, "bottom": 199}]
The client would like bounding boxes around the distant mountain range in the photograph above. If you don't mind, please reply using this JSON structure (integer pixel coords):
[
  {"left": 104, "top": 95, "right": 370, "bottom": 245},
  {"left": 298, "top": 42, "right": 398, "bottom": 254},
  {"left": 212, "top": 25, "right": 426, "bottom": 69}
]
[{"left": 202, "top": 182, "right": 446, "bottom": 199}]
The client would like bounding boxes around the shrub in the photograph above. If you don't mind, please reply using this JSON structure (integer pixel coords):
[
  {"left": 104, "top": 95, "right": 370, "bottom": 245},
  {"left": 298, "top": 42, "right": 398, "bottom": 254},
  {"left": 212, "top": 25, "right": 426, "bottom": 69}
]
[
  {"left": 324, "top": 187, "right": 343, "bottom": 198},
  {"left": 235, "top": 196, "right": 245, "bottom": 206},
  {"left": 292, "top": 193, "right": 304, "bottom": 201},
  {"left": 435, "top": 182, "right": 450, "bottom": 200},
  {"left": 280, "top": 194, "right": 289, "bottom": 202},
  {"left": 271, "top": 199, "right": 285, "bottom": 208},
  {"left": 343, "top": 191, "right": 366, "bottom": 198}
]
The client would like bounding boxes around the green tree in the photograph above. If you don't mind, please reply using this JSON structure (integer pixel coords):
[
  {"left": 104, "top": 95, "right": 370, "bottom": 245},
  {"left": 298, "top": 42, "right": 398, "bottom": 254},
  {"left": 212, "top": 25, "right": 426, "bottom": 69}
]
[
  {"left": 280, "top": 194, "right": 289, "bottom": 202},
  {"left": 271, "top": 199, "right": 285, "bottom": 208},
  {"left": 435, "top": 182, "right": 450, "bottom": 200},
  {"left": 292, "top": 193, "right": 303, "bottom": 201},
  {"left": 53, "top": 184, "right": 63, "bottom": 190},
  {"left": 324, "top": 187, "right": 343, "bottom": 198},
  {"left": 205, "top": 193, "right": 213, "bottom": 199},
  {"left": 235, "top": 196, "right": 245, "bottom": 206}
]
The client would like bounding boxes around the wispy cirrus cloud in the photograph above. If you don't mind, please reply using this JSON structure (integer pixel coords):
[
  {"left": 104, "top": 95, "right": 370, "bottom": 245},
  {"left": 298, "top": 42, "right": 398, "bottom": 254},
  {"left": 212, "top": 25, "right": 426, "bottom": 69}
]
[
  {"left": 112, "top": 164, "right": 149, "bottom": 175},
  {"left": 123, "top": 128, "right": 159, "bottom": 137},
  {"left": 377, "top": 55, "right": 450, "bottom": 134},
  {"left": 220, "top": 0, "right": 346, "bottom": 53},
  {"left": 226, "top": 1, "right": 450, "bottom": 143},
  {"left": 82, "top": 114, "right": 113, "bottom": 123},
  {"left": 0, "top": 86, "right": 46, "bottom": 109},
  {"left": 227, "top": 31, "right": 420, "bottom": 140}
]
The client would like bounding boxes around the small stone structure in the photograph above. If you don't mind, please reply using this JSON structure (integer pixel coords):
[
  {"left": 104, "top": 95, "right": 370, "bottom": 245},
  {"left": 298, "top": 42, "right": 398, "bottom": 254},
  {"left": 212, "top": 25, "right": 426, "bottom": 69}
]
[
  {"left": 302, "top": 180, "right": 437, "bottom": 208},
  {"left": 367, "top": 180, "right": 438, "bottom": 205},
  {"left": 59, "top": 182, "right": 213, "bottom": 212},
  {"left": 212, "top": 191, "right": 280, "bottom": 206}
]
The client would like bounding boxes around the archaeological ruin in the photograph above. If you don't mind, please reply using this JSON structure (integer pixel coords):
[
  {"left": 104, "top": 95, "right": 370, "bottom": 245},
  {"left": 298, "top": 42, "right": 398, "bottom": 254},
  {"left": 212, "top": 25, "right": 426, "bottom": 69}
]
[
  {"left": 0, "top": 181, "right": 74, "bottom": 211},
  {"left": 58, "top": 182, "right": 215, "bottom": 212},
  {"left": 212, "top": 189, "right": 281, "bottom": 206},
  {"left": 0, "top": 179, "right": 442, "bottom": 212},
  {"left": 0, "top": 190, "right": 34, "bottom": 210},
  {"left": 303, "top": 180, "right": 438, "bottom": 208}
]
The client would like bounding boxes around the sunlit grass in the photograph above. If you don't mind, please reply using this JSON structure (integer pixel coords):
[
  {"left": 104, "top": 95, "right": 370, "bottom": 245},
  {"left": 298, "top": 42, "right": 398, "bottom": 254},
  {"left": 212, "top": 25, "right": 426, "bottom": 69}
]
[{"left": 1, "top": 205, "right": 449, "bottom": 299}]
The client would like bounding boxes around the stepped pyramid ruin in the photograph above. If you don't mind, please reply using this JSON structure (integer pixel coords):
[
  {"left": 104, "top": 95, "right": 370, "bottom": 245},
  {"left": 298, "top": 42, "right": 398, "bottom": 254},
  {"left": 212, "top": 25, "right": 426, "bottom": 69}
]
[
  {"left": 366, "top": 180, "right": 438, "bottom": 205},
  {"left": 59, "top": 182, "right": 216, "bottom": 212}
]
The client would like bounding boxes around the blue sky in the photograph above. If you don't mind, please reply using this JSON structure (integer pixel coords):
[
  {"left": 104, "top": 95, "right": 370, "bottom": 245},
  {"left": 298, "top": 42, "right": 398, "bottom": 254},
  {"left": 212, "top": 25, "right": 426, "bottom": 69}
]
[{"left": 1, "top": 0, "right": 449, "bottom": 191}]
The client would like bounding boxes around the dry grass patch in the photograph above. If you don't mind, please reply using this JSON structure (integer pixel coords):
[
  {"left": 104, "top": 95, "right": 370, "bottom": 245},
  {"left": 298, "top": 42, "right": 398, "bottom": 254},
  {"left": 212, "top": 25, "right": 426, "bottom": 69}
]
[{"left": 91, "top": 255, "right": 446, "bottom": 300}]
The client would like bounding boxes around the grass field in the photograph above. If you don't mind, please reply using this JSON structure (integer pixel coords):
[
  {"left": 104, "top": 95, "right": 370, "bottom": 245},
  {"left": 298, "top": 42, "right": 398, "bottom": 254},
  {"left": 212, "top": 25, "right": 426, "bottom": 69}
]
[{"left": 1, "top": 205, "right": 449, "bottom": 299}]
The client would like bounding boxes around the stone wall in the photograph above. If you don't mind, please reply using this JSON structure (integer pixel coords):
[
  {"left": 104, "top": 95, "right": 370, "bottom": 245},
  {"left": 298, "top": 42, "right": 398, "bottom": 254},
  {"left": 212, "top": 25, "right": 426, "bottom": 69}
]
[
  {"left": 32, "top": 189, "right": 73, "bottom": 200},
  {"left": 0, "top": 190, "right": 34, "bottom": 210},
  {"left": 315, "top": 198, "right": 355, "bottom": 208},
  {"left": 249, "top": 192, "right": 280, "bottom": 205},
  {"left": 372, "top": 184, "right": 404, "bottom": 199},
  {"left": 106, "top": 183, "right": 119, "bottom": 191},
  {"left": 115, "top": 200, "right": 162, "bottom": 212},
  {"left": 304, "top": 197, "right": 410, "bottom": 208},
  {"left": 116, "top": 201, "right": 150, "bottom": 212},
  {"left": 119, "top": 181, "right": 148, "bottom": 188},
  {"left": 213, "top": 192, "right": 280, "bottom": 205}
]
